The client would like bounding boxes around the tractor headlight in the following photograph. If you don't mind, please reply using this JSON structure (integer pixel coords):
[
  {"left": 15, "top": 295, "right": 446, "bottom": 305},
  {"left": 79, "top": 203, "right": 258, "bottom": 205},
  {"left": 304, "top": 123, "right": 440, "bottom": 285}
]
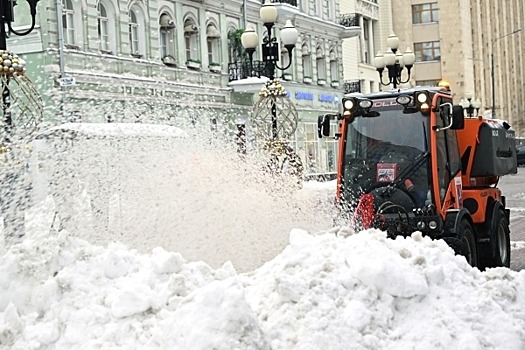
[
  {"left": 358, "top": 99, "right": 373, "bottom": 109},
  {"left": 343, "top": 99, "right": 354, "bottom": 110}
]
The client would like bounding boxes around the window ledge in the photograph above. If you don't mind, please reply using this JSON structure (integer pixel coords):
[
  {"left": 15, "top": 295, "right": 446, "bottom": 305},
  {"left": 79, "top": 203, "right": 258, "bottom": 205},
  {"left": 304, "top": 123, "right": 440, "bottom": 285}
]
[
  {"left": 186, "top": 61, "right": 201, "bottom": 69},
  {"left": 303, "top": 77, "right": 312, "bottom": 84}
]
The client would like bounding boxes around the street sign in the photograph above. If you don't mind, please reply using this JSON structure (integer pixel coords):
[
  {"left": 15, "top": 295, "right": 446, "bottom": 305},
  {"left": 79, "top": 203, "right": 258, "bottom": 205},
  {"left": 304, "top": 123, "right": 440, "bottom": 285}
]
[{"left": 59, "top": 76, "right": 76, "bottom": 87}]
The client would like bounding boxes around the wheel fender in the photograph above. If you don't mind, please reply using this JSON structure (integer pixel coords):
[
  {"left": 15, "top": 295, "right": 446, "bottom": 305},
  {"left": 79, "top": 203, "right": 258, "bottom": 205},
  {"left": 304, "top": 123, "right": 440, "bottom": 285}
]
[{"left": 444, "top": 208, "right": 473, "bottom": 237}]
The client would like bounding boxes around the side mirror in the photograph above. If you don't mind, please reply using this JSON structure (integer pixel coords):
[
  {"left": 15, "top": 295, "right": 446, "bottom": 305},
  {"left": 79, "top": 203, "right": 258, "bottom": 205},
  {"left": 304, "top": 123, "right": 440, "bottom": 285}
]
[
  {"left": 317, "top": 114, "right": 331, "bottom": 138},
  {"left": 451, "top": 105, "right": 465, "bottom": 130}
]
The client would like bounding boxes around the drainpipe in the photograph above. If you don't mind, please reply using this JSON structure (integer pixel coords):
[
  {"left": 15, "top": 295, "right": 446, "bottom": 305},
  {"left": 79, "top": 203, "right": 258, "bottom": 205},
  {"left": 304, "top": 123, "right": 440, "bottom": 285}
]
[
  {"left": 243, "top": 0, "right": 247, "bottom": 29},
  {"left": 55, "top": 0, "right": 67, "bottom": 122}
]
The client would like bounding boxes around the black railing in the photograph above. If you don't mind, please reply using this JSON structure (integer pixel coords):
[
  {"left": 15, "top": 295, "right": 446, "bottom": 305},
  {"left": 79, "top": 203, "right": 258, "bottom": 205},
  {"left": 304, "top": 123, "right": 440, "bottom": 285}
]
[
  {"left": 261, "top": 0, "right": 298, "bottom": 5},
  {"left": 344, "top": 80, "right": 361, "bottom": 93},
  {"left": 228, "top": 60, "right": 273, "bottom": 82},
  {"left": 339, "top": 13, "right": 358, "bottom": 27}
]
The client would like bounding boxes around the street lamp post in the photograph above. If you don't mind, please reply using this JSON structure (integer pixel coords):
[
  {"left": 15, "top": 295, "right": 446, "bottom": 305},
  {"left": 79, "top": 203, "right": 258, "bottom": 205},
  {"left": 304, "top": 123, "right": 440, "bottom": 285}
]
[
  {"left": 240, "top": 0, "right": 298, "bottom": 139},
  {"left": 459, "top": 92, "right": 482, "bottom": 118},
  {"left": 374, "top": 33, "right": 416, "bottom": 89},
  {"left": 491, "top": 28, "right": 521, "bottom": 118}
]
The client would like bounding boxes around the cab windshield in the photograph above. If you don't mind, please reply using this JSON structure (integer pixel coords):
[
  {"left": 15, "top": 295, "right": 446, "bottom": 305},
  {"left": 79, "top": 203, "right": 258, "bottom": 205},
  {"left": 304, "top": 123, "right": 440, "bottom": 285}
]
[{"left": 342, "top": 102, "right": 430, "bottom": 205}]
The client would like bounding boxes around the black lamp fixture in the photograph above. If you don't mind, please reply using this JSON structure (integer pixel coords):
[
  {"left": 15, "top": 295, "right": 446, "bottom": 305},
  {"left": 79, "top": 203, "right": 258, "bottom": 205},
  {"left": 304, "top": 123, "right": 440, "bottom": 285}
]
[
  {"left": 0, "top": 0, "right": 40, "bottom": 49},
  {"left": 240, "top": 0, "right": 299, "bottom": 139},
  {"left": 459, "top": 92, "right": 482, "bottom": 118},
  {"left": 240, "top": 0, "right": 299, "bottom": 81},
  {"left": 373, "top": 33, "right": 416, "bottom": 89},
  {"left": 0, "top": 0, "right": 40, "bottom": 139}
]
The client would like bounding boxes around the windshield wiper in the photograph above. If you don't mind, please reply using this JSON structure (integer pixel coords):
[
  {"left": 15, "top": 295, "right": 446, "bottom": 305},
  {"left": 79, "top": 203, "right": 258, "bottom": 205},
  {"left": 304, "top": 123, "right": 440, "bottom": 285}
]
[{"left": 381, "top": 151, "right": 429, "bottom": 194}]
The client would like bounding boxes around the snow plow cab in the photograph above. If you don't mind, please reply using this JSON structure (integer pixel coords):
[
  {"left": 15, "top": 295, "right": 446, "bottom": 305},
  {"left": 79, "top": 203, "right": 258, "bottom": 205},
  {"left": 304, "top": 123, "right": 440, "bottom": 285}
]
[{"left": 318, "top": 87, "right": 517, "bottom": 269}]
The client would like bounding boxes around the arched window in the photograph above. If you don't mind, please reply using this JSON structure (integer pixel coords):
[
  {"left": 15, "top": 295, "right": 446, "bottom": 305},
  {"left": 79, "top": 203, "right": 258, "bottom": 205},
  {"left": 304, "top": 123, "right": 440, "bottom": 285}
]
[
  {"left": 302, "top": 44, "right": 312, "bottom": 81},
  {"left": 129, "top": 9, "right": 139, "bottom": 55},
  {"left": 97, "top": 3, "right": 109, "bottom": 51},
  {"left": 159, "top": 13, "right": 176, "bottom": 65},
  {"left": 206, "top": 24, "right": 220, "bottom": 69},
  {"left": 316, "top": 46, "right": 326, "bottom": 82},
  {"left": 128, "top": 4, "right": 147, "bottom": 57},
  {"left": 62, "top": 0, "right": 75, "bottom": 45},
  {"left": 184, "top": 18, "right": 200, "bottom": 64},
  {"left": 329, "top": 49, "right": 339, "bottom": 83},
  {"left": 280, "top": 46, "right": 291, "bottom": 79}
]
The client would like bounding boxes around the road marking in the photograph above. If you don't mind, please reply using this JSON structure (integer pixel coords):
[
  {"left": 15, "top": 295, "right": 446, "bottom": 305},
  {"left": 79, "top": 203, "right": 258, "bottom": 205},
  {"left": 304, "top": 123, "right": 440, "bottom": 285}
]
[{"left": 511, "top": 241, "right": 525, "bottom": 250}]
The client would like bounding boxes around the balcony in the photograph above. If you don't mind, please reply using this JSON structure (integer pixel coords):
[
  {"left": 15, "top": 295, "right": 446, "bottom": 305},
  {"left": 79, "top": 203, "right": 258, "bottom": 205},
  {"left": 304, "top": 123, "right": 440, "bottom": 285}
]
[
  {"left": 343, "top": 80, "right": 361, "bottom": 94},
  {"left": 228, "top": 60, "right": 272, "bottom": 82},
  {"left": 261, "top": 0, "right": 297, "bottom": 6},
  {"left": 339, "top": 13, "right": 361, "bottom": 39}
]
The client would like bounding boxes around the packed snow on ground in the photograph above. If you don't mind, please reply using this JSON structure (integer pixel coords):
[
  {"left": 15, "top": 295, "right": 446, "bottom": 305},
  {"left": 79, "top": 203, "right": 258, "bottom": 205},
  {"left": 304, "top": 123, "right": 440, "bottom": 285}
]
[{"left": 1, "top": 227, "right": 525, "bottom": 349}]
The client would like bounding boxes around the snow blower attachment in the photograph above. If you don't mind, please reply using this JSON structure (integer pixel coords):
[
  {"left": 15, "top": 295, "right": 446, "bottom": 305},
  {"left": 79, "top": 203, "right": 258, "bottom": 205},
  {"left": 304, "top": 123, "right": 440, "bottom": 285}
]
[{"left": 319, "top": 87, "right": 517, "bottom": 269}]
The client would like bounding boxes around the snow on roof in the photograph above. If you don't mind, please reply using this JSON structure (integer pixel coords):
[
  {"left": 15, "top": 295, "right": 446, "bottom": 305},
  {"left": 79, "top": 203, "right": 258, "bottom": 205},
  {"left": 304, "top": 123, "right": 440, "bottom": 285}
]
[{"left": 36, "top": 123, "right": 188, "bottom": 139}]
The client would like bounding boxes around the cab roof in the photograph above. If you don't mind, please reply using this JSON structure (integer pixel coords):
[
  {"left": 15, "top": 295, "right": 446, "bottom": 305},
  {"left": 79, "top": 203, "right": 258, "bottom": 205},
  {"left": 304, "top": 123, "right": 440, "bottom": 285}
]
[{"left": 343, "top": 86, "right": 451, "bottom": 99}]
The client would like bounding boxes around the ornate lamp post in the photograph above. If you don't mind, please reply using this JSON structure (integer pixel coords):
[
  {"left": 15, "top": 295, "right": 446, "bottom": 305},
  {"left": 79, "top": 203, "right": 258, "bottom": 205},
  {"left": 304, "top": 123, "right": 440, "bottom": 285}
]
[
  {"left": 240, "top": 0, "right": 298, "bottom": 140},
  {"left": 459, "top": 92, "right": 482, "bottom": 118},
  {"left": 0, "top": 0, "right": 42, "bottom": 243},
  {"left": 373, "top": 33, "right": 416, "bottom": 89}
]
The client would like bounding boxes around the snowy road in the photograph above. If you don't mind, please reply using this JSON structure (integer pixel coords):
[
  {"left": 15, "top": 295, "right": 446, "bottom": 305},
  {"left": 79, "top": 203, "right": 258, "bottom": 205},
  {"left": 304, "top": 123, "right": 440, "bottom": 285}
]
[{"left": 498, "top": 167, "right": 525, "bottom": 271}]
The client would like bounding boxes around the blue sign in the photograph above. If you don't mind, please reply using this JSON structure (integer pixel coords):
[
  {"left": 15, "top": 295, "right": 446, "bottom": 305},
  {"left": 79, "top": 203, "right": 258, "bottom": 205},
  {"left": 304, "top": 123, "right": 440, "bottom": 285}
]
[
  {"left": 295, "top": 91, "right": 314, "bottom": 100},
  {"left": 319, "top": 94, "right": 335, "bottom": 103}
]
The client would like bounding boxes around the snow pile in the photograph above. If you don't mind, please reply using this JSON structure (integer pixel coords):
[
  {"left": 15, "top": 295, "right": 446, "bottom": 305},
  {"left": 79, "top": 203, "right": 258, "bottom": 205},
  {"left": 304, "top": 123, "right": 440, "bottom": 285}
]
[{"left": 1, "top": 229, "right": 524, "bottom": 349}]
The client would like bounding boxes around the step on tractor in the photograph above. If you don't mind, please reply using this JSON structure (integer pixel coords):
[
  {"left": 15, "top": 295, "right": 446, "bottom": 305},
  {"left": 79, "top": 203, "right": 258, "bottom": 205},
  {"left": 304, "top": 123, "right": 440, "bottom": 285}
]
[{"left": 318, "top": 87, "right": 517, "bottom": 269}]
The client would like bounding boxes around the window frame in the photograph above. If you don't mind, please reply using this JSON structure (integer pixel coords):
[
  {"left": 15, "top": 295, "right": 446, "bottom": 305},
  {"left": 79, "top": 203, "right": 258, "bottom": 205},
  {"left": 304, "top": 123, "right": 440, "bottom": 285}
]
[
  {"left": 414, "top": 41, "right": 441, "bottom": 62},
  {"left": 412, "top": 3, "right": 439, "bottom": 24}
]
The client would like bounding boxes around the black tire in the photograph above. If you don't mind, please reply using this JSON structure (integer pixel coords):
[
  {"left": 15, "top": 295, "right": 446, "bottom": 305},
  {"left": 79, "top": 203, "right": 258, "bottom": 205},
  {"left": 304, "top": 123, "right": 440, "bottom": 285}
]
[
  {"left": 482, "top": 209, "right": 511, "bottom": 268},
  {"left": 458, "top": 219, "right": 478, "bottom": 267}
]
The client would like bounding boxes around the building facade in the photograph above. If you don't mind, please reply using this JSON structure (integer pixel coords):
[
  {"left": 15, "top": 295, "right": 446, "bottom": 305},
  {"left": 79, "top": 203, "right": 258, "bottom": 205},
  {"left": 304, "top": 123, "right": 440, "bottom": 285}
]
[
  {"left": 7, "top": 0, "right": 359, "bottom": 175},
  {"left": 340, "top": 0, "right": 393, "bottom": 94},
  {"left": 391, "top": 0, "right": 525, "bottom": 135}
]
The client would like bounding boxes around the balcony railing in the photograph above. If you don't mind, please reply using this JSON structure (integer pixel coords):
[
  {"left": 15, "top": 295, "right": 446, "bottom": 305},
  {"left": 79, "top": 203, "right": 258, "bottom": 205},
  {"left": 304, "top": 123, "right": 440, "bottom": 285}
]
[
  {"left": 228, "top": 61, "right": 273, "bottom": 82},
  {"left": 339, "top": 13, "right": 358, "bottom": 27},
  {"left": 343, "top": 80, "right": 361, "bottom": 94},
  {"left": 261, "top": 0, "right": 298, "bottom": 5}
]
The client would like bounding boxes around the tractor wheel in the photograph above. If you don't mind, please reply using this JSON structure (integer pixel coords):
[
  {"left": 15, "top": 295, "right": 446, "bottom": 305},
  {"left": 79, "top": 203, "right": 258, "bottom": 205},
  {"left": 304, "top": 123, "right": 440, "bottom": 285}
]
[
  {"left": 458, "top": 220, "right": 478, "bottom": 268},
  {"left": 481, "top": 209, "right": 511, "bottom": 268}
]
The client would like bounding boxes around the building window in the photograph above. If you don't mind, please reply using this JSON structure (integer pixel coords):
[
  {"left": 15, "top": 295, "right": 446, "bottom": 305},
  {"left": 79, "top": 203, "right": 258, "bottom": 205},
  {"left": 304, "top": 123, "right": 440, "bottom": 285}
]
[
  {"left": 129, "top": 9, "right": 140, "bottom": 56},
  {"left": 302, "top": 44, "right": 312, "bottom": 80},
  {"left": 62, "top": 0, "right": 75, "bottom": 45},
  {"left": 206, "top": 24, "right": 220, "bottom": 67},
  {"left": 414, "top": 41, "right": 441, "bottom": 62},
  {"left": 128, "top": 5, "right": 146, "bottom": 57},
  {"left": 412, "top": 3, "right": 439, "bottom": 24},
  {"left": 416, "top": 79, "right": 441, "bottom": 87},
  {"left": 326, "top": 123, "right": 338, "bottom": 172},
  {"left": 159, "top": 13, "right": 176, "bottom": 65},
  {"left": 184, "top": 18, "right": 200, "bottom": 63},
  {"left": 304, "top": 123, "right": 319, "bottom": 173},
  {"left": 97, "top": 3, "right": 109, "bottom": 52},
  {"left": 329, "top": 50, "right": 338, "bottom": 82},
  {"left": 280, "top": 47, "right": 292, "bottom": 79},
  {"left": 316, "top": 47, "right": 326, "bottom": 82}
]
